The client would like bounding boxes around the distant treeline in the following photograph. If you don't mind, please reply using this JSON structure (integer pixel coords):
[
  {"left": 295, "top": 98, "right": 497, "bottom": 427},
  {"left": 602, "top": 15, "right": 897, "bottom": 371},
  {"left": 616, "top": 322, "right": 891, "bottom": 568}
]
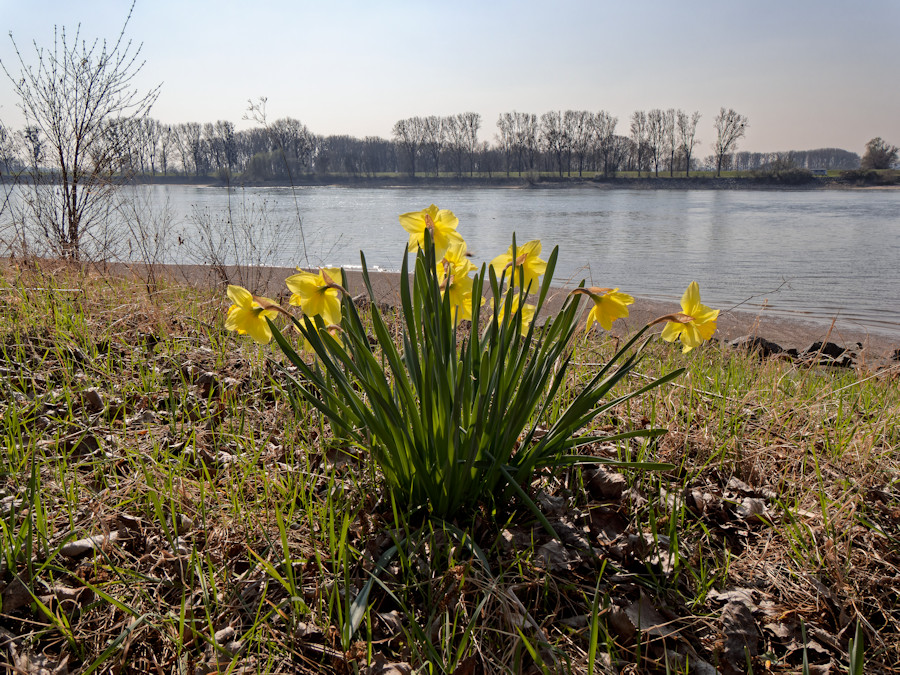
[{"left": 0, "top": 109, "right": 861, "bottom": 181}]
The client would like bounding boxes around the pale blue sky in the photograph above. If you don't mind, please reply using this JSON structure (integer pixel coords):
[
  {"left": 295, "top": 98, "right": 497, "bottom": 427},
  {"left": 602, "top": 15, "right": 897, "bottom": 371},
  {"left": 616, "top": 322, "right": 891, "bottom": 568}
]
[{"left": 1, "top": 0, "right": 898, "bottom": 154}]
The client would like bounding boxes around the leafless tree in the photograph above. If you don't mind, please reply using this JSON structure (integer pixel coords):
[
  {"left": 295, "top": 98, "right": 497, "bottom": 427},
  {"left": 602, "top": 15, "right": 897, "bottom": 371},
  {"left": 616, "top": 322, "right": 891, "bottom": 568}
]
[
  {"left": 158, "top": 124, "right": 174, "bottom": 176},
  {"left": 172, "top": 123, "right": 194, "bottom": 175},
  {"left": 362, "top": 136, "right": 395, "bottom": 176},
  {"left": 392, "top": 117, "right": 424, "bottom": 177},
  {"left": 676, "top": 110, "right": 701, "bottom": 177},
  {"left": 459, "top": 112, "right": 481, "bottom": 176},
  {"left": 663, "top": 109, "right": 676, "bottom": 177},
  {"left": 609, "top": 135, "right": 631, "bottom": 175},
  {"left": 21, "top": 126, "right": 44, "bottom": 171},
  {"left": 592, "top": 111, "right": 618, "bottom": 177},
  {"left": 1, "top": 1, "right": 160, "bottom": 259},
  {"left": 475, "top": 141, "right": 498, "bottom": 177},
  {"left": 203, "top": 123, "right": 222, "bottom": 174},
  {"left": 421, "top": 116, "right": 444, "bottom": 176},
  {"left": 134, "top": 117, "right": 161, "bottom": 175},
  {"left": 443, "top": 115, "right": 465, "bottom": 177},
  {"left": 540, "top": 111, "right": 568, "bottom": 177},
  {"left": 512, "top": 112, "right": 538, "bottom": 174},
  {"left": 565, "top": 111, "right": 591, "bottom": 177},
  {"left": 496, "top": 113, "right": 514, "bottom": 176},
  {"left": 498, "top": 112, "right": 539, "bottom": 175},
  {"left": 646, "top": 109, "right": 665, "bottom": 177},
  {"left": 630, "top": 111, "right": 648, "bottom": 177},
  {"left": 268, "top": 117, "right": 314, "bottom": 172},
  {"left": 713, "top": 108, "right": 748, "bottom": 177}
]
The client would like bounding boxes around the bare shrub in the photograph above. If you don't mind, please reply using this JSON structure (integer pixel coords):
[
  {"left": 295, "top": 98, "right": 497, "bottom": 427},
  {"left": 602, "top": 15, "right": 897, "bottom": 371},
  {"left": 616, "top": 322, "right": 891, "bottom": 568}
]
[{"left": 178, "top": 187, "right": 291, "bottom": 293}]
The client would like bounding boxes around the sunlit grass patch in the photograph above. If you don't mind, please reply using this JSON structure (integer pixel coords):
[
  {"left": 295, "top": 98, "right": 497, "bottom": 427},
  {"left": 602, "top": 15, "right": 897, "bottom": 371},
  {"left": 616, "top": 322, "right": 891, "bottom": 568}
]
[{"left": 2, "top": 257, "right": 899, "bottom": 672}]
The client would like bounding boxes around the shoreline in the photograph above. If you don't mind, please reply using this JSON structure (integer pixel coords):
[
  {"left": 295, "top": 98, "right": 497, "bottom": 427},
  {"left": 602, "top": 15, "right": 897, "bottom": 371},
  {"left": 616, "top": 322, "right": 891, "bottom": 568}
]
[
  {"left": 7, "top": 174, "right": 897, "bottom": 191},
  {"left": 136, "top": 175, "right": 897, "bottom": 191},
  {"left": 124, "top": 261, "right": 899, "bottom": 361}
]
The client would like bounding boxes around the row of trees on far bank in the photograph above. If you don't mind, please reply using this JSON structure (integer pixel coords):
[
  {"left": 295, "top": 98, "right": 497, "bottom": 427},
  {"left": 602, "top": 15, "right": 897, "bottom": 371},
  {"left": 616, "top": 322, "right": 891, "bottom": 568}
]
[
  {"left": 0, "top": 4, "right": 892, "bottom": 265},
  {"left": 2, "top": 106, "right": 873, "bottom": 184}
]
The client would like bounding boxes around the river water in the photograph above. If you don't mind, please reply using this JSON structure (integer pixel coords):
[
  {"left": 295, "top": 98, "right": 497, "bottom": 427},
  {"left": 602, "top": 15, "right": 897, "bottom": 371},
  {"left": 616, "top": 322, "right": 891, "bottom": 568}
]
[{"left": 6, "top": 183, "right": 900, "bottom": 334}]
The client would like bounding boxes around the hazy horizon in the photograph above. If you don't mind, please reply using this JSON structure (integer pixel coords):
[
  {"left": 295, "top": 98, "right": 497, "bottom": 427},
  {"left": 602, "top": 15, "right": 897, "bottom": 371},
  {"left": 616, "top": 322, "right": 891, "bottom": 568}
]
[{"left": 1, "top": 0, "right": 898, "bottom": 155}]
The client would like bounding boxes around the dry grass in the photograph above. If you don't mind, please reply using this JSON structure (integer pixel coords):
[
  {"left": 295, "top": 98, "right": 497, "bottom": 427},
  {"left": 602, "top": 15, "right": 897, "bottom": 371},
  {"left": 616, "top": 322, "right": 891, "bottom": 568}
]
[{"left": 1, "top": 259, "right": 898, "bottom": 674}]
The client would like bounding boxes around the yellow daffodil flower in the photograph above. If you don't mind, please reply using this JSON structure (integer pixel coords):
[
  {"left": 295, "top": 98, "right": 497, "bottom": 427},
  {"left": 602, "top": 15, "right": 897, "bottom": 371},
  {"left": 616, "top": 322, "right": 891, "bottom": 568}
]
[
  {"left": 490, "top": 240, "right": 547, "bottom": 292},
  {"left": 496, "top": 294, "right": 536, "bottom": 330},
  {"left": 438, "top": 240, "right": 478, "bottom": 280},
  {"left": 399, "top": 204, "right": 464, "bottom": 257},
  {"left": 660, "top": 281, "right": 720, "bottom": 353},
  {"left": 573, "top": 287, "right": 635, "bottom": 331},
  {"left": 225, "top": 285, "right": 281, "bottom": 344},
  {"left": 444, "top": 272, "right": 477, "bottom": 324},
  {"left": 436, "top": 240, "right": 482, "bottom": 324},
  {"left": 285, "top": 267, "right": 345, "bottom": 326}
]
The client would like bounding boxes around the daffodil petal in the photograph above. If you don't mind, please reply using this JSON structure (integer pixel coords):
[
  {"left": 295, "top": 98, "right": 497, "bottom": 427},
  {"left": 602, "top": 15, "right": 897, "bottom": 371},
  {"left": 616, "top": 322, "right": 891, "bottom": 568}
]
[
  {"left": 399, "top": 212, "right": 426, "bottom": 234},
  {"left": 693, "top": 306, "right": 719, "bottom": 324},
  {"left": 227, "top": 284, "right": 253, "bottom": 308},
  {"left": 660, "top": 321, "right": 682, "bottom": 343},
  {"left": 696, "top": 318, "right": 718, "bottom": 341},
  {"left": 246, "top": 317, "right": 273, "bottom": 344},
  {"left": 680, "top": 281, "right": 701, "bottom": 316}
]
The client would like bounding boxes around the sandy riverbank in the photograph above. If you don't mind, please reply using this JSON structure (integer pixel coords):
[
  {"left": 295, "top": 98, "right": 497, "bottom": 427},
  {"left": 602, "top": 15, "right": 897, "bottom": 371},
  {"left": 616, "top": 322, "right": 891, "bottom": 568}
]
[{"left": 115, "top": 261, "right": 899, "bottom": 362}]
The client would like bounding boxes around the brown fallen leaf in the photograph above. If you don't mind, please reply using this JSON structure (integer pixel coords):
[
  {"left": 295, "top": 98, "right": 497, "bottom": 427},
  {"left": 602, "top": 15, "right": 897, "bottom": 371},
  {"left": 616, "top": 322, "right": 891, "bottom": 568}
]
[
  {"left": 60, "top": 531, "right": 120, "bottom": 558},
  {"left": 721, "top": 600, "right": 759, "bottom": 675},
  {"left": 365, "top": 655, "right": 413, "bottom": 675},
  {"left": 1, "top": 575, "right": 33, "bottom": 613},
  {"left": 624, "top": 594, "right": 680, "bottom": 641}
]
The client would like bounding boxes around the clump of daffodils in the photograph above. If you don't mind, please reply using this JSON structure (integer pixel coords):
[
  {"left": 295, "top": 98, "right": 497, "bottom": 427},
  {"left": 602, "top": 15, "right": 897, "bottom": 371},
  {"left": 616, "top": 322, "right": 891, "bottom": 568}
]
[
  {"left": 222, "top": 203, "right": 720, "bottom": 526},
  {"left": 224, "top": 203, "right": 719, "bottom": 355}
]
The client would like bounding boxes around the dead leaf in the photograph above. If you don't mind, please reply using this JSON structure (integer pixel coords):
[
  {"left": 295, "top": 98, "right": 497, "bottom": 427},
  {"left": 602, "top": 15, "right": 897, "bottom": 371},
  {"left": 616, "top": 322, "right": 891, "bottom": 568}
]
[
  {"left": 736, "top": 497, "right": 769, "bottom": 524},
  {"left": 536, "top": 540, "right": 572, "bottom": 572},
  {"left": 1, "top": 576, "right": 33, "bottom": 613},
  {"left": 588, "top": 506, "right": 628, "bottom": 543},
  {"left": 605, "top": 605, "right": 636, "bottom": 641},
  {"left": 721, "top": 600, "right": 759, "bottom": 674},
  {"left": 377, "top": 610, "right": 403, "bottom": 636},
  {"left": 624, "top": 594, "right": 680, "bottom": 641},
  {"left": 1, "top": 625, "right": 69, "bottom": 674},
  {"left": 365, "top": 655, "right": 413, "bottom": 675},
  {"left": 60, "top": 531, "right": 120, "bottom": 558},
  {"left": 586, "top": 467, "right": 627, "bottom": 501}
]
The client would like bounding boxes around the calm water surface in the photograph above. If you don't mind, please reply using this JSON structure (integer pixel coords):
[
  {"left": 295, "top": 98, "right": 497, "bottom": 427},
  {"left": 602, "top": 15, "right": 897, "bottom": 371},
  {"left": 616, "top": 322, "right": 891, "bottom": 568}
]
[
  {"left": 153, "top": 185, "right": 899, "bottom": 334},
  {"left": 7, "top": 183, "right": 898, "bottom": 333}
]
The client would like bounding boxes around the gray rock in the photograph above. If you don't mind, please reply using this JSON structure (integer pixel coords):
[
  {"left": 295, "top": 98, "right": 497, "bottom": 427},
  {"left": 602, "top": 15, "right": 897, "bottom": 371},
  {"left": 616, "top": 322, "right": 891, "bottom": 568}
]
[
  {"left": 802, "top": 341, "right": 855, "bottom": 367},
  {"left": 586, "top": 467, "right": 627, "bottom": 501},
  {"left": 730, "top": 335, "right": 784, "bottom": 358}
]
